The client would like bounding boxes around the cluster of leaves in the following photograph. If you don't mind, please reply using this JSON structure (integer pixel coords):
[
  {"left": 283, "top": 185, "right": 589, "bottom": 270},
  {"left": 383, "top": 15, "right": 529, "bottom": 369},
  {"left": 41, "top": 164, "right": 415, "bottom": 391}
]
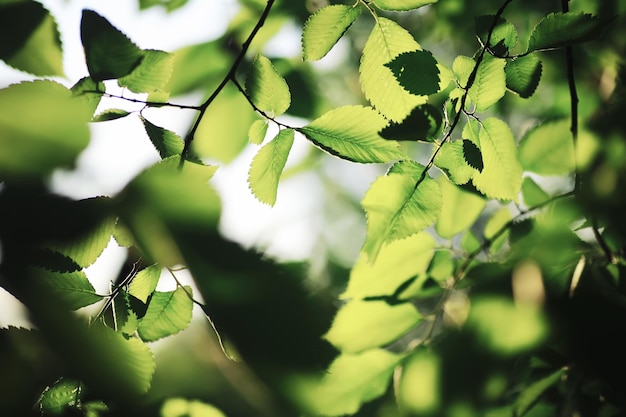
[{"left": 1, "top": 0, "right": 626, "bottom": 416}]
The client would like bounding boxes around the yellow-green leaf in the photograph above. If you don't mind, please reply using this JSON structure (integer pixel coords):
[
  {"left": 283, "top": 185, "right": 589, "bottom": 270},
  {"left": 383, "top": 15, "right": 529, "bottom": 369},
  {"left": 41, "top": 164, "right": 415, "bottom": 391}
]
[
  {"left": 302, "top": 4, "right": 361, "bottom": 61},
  {"left": 129, "top": 264, "right": 162, "bottom": 303},
  {"left": 118, "top": 49, "right": 174, "bottom": 96},
  {"left": 245, "top": 55, "right": 291, "bottom": 116},
  {"left": 435, "top": 176, "right": 486, "bottom": 238},
  {"left": 374, "top": 0, "right": 437, "bottom": 11},
  {"left": 138, "top": 286, "right": 193, "bottom": 342},
  {"left": 248, "top": 129, "right": 294, "bottom": 206},
  {"left": 519, "top": 119, "right": 574, "bottom": 175},
  {"left": 248, "top": 119, "right": 268, "bottom": 144}
]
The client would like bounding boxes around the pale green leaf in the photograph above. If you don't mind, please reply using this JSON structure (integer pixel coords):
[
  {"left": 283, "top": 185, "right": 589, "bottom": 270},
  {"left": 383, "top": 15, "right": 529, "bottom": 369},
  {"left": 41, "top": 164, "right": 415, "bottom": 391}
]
[
  {"left": 245, "top": 55, "right": 291, "bottom": 116},
  {"left": 385, "top": 50, "right": 440, "bottom": 97},
  {"left": 295, "top": 350, "right": 402, "bottom": 416},
  {"left": 374, "top": 0, "right": 437, "bottom": 11},
  {"left": 428, "top": 250, "right": 454, "bottom": 282},
  {"left": 514, "top": 368, "right": 565, "bottom": 417},
  {"left": 299, "top": 105, "right": 406, "bottom": 163},
  {"left": 302, "top": 4, "right": 361, "bottom": 61},
  {"left": 360, "top": 17, "right": 426, "bottom": 121},
  {"left": 248, "top": 129, "right": 294, "bottom": 206},
  {"left": 93, "top": 108, "right": 131, "bottom": 122},
  {"left": 434, "top": 141, "right": 475, "bottom": 185},
  {"left": 472, "top": 118, "right": 523, "bottom": 200},
  {"left": 37, "top": 378, "right": 83, "bottom": 415},
  {"left": 118, "top": 49, "right": 174, "bottom": 96},
  {"left": 435, "top": 175, "right": 486, "bottom": 238},
  {"left": 527, "top": 12, "right": 603, "bottom": 53},
  {"left": 452, "top": 55, "right": 474, "bottom": 87},
  {"left": 475, "top": 15, "right": 517, "bottom": 56},
  {"left": 0, "top": 80, "right": 90, "bottom": 179},
  {"left": 0, "top": 1, "right": 64, "bottom": 76},
  {"left": 519, "top": 119, "right": 574, "bottom": 175},
  {"left": 138, "top": 286, "right": 193, "bottom": 342},
  {"left": 129, "top": 264, "right": 162, "bottom": 303},
  {"left": 484, "top": 206, "right": 512, "bottom": 252},
  {"left": 34, "top": 268, "right": 103, "bottom": 310},
  {"left": 325, "top": 300, "right": 420, "bottom": 353},
  {"left": 521, "top": 176, "right": 550, "bottom": 207},
  {"left": 506, "top": 55, "right": 542, "bottom": 98},
  {"left": 141, "top": 117, "right": 184, "bottom": 159},
  {"left": 362, "top": 161, "right": 442, "bottom": 261},
  {"left": 140, "top": 0, "right": 189, "bottom": 12},
  {"left": 161, "top": 398, "right": 227, "bottom": 417},
  {"left": 248, "top": 119, "right": 268, "bottom": 144},
  {"left": 461, "top": 231, "right": 481, "bottom": 253},
  {"left": 80, "top": 10, "right": 144, "bottom": 81},
  {"left": 469, "top": 55, "right": 507, "bottom": 111},
  {"left": 398, "top": 348, "right": 441, "bottom": 414}
]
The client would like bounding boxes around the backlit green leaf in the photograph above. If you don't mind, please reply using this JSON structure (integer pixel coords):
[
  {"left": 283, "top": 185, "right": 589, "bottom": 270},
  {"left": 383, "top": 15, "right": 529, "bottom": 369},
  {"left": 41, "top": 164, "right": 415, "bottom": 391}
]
[
  {"left": 141, "top": 117, "right": 184, "bottom": 159},
  {"left": 325, "top": 300, "right": 421, "bottom": 353},
  {"left": 374, "top": 0, "right": 437, "bottom": 11},
  {"left": 299, "top": 105, "right": 406, "bottom": 163},
  {"left": 302, "top": 4, "right": 361, "bottom": 61},
  {"left": 521, "top": 176, "right": 550, "bottom": 207},
  {"left": 514, "top": 368, "right": 565, "bottom": 417},
  {"left": 140, "top": 0, "right": 189, "bottom": 12},
  {"left": 248, "top": 119, "right": 268, "bottom": 144},
  {"left": 129, "top": 264, "right": 162, "bottom": 303},
  {"left": 245, "top": 55, "right": 291, "bottom": 116},
  {"left": 295, "top": 350, "right": 402, "bottom": 416},
  {"left": 0, "top": 80, "right": 90, "bottom": 179},
  {"left": 484, "top": 206, "right": 511, "bottom": 252},
  {"left": 380, "top": 104, "right": 443, "bottom": 142},
  {"left": 519, "top": 119, "right": 574, "bottom": 175},
  {"left": 434, "top": 141, "right": 475, "bottom": 185},
  {"left": 80, "top": 9, "right": 144, "bottom": 81},
  {"left": 472, "top": 118, "right": 522, "bottom": 200},
  {"left": 71, "top": 77, "right": 104, "bottom": 117},
  {"left": 161, "top": 398, "right": 227, "bottom": 417},
  {"left": 469, "top": 55, "right": 507, "bottom": 111},
  {"left": 93, "top": 108, "right": 131, "bottom": 122},
  {"left": 118, "top": 49, "right": 174, "bottom": 96},
  {"left": 138, "top": 286, "right": 193, "bottom": 342},
  {"left": 0, "top": 0, "right": 64, "bottom": 76},
  {"left": 475, "top": 15, "right": 517, "bottom": 56},
  {"left": 248, "top": 129, "right": 294, "bottom": 206},
  {"left": 37, "top": 378, "right": 82, "bottom": 415},
  {"left": 435, "top": 176, "right": 486, "bottom": 239},
  {"left": 398, "top": 348, "right": 441, "bottom": 414},
  {"left": 506, "top": 55, "right": 542, "bottom": 98},
  {"left": 360, "top": 17, "right": 426, "bottom": 121},
  {"left": 362, "top": 161, "right": 442, "bottom": 261},
  {"left": 34, "top": 268, "right": 103, "bottom": 310},
  {"left": 385, "top": 50, "right": 440, "bottom": 97},
  {"left": 527, "top": 12, "right": 603, "bottom": 53}
]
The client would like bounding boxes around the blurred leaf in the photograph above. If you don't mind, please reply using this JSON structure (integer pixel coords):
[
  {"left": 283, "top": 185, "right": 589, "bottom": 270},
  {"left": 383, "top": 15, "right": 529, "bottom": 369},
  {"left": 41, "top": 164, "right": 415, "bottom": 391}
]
[
  {"left": 141, "top": 117, "right": 185, "bottom": 159},
  {"left": 380, "top": 104, "right": 443, "bottom": 142},
  {"left": 385, "top": 50, "right": 440, "bottom": 97},
  {"left": 0, "top": 80, "right": 90, "bottom": 179},
  {"left": 484, "top": 206, "right": 512, "bottom": 252},
  {"left": 472, "top": 118, "right": 523, "bottom": 200},
  {"left": 129, "top": 264, "right": 162, "bottom": 303},
  {"left": 138, "top": 286, "right": 193, "bottom": 342},
  {"left": 428, "top": 249, "right": 454, "bottom": 282},
  {"left": 302, "top": 4, "right": 361, "bottom": 61},
  {"left": 360, "top": 17, "right": 426, "bottom": 122},
  {"left": 527, "top": 12, "right": 603, "bottom": 53},
  {"left": 0, "top": 0, "right": 63, "bottom": 76},
  {"left": 299, "top": 105, "right": 406, "bottom": 163},
  {"left": 506, "top": 55, "right": 542, "bottom": 98},
  {"left": 37, "top": 378, "right": 82, "bottom": 415},
  {"left": 398, "top": 348, "right": 441, "bottom": 415},
  {"left": 248, "top": 128, "right": 294, "bottom": 206},
  {"left": 245, "top": 55, "right": 291, "bottom": 116},
  {"left": 161, "top": 398, "right": 226, "bottom": 417},
  {"left": 521, "top": 177, "right": 550, "bottom": 207},
  {"left": 325, "top": 300, "right": 420, "bottom": 353},
  {"left": 118, "top": 49, "right": 174, "bottom": 96},
  {"left": 475, "top": 15, "right": 517, "bottom": 56},
  {"left": 93, "top": 108, "right": 131, "bottom": 122},
  {"left": 80, "top": 9, "right": 144, "bottom": 81},
  {"left": 248, "top": 119, "right": 268, "bottom": 144},
  {"left": 139, "top": 0, "right": 189, "bottom": 12},
  {"left": 362, "top": 161, "right": 442, "bottom": 261},
  {"left": 71, "top": 77, "right": 104, "bottom": 117},
  {"left": 514, "top": 368, "right": 565, "bottom": 417},
  {"left": 374, "top": 0, "right": 437, "bottom": 11},
  {"left": 519, "top": 119, "right": 575, "bottom": 175},
  {"left": 436, "top": 176, "right": 485, "bottom": 239}
]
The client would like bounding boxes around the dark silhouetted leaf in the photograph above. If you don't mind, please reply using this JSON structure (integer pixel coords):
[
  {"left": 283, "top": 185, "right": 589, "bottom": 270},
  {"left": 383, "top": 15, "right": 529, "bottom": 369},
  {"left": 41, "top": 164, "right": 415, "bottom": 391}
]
[
  {"left": 463, "top": 139, "right": 483, "bottom": 172},
  {"left": 506, "top": 55, "right": 542, "bottom": 98},
  {"left": 385, "top": 50, "right": 440, "bottom": 97},
  {"left": 380, "top": 104, "right": 443, "bottom": 142}
]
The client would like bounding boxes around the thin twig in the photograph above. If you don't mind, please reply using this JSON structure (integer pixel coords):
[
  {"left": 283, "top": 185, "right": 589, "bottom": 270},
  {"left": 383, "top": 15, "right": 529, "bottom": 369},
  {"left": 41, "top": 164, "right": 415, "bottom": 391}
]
[
  {"left": 83, "top": 90, "right": 201, "bottom": 111},
  {"left": 92, "top": 257, "right": 143, "bottom": 325},
  {"left": 180, "top": 0, "right": 276, "bottom": 164},
  {"left": 230, "top": 78, "right": 292, "bottom": 129}
]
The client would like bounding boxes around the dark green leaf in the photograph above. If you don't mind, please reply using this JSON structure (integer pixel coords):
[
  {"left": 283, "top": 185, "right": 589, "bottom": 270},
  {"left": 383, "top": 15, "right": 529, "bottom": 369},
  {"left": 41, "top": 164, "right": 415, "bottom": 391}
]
[
  {"left": 380, "top": 104, "right": 443, "bottom": 142},
  {"left": 475, "top": 15, "right": 517, "bottom": 56},
  {"left": 37, "top": 378, "right": 83, "bottom": 415},
  {"left": 527, "top": 12, "right": 604, "bottom": 53},
  {"left": 80, "top": 9, "right": 144, "bottom": 81},
  {"left": 514, "top": 368, "right": 565, "bottom": 417},
  {"left": 463, "top": 139, "right": 483, "bottom": 172},
  {"left": 93, "top": 108, "right": 131, "bottom": 122},
  {"left": 385, "top": 50, "right": 440, "bottom": 97},
  {"left": 506, "top": 55, "right": 542, "bottom": 98}
]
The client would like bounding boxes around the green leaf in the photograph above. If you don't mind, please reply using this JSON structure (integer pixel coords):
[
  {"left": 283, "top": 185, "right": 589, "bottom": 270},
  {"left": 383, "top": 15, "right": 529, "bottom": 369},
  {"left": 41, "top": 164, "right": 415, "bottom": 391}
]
[
  {"left": 80, "top": 9, "right": 144, "bottom": 81},
  {"left": 325, "top": 300, "right": 420, "bottom": 353},
  {"left": 0, "top": 80, "right": 91, "bottom": 179},
  {"left": 0, "top": 0, "right": 64, "bottom": 76},
  {"left": 141, "top": 117, "right": 185, "bottom": 159},
  {"left": 506, "top": 55, "right": 542, "bottom": 98},
  {"left": 248, "top": 129, "right": 295, "bottom": 206},
  {"left": 461, "top": 231, "right": 481, "bottom": 253},
  {"left": 428, "top": 250, "right": 454, "bottom": 282},
  {"left": 37, "top": 378, "right": 83, "bottom": 415},
  {"left": 527, "top": 12, "right": 603, "bottom": 53},
  {"left": 93, "top": 108, "right": 131, "bottom": 122},
  {"left": 484, "top": 206, "right": 512, "bottom": 252},
  {"left": 161, "top": 398, "right": 227, "bottom": 417},
  {"left": 295, "top": 349, "right": 403, "bottom": 416},
  {"left": 380, "top": 104, "right": 443, "bottom": 142},
  {"left": 463, "top": 139, "right": 483, "bottom": 172},
  {"left": 470, "top": 55, "right": 507, "bottom": 111},
  {"left": 140, "top": 0, "right": 189, "bottom": 12},
  {"left": 34, "top": 268, "right": 103, "bottom": 310},
  {"left": 299, "top": 105, "right": 406, "bottom": 163},
  {"left": 434, "top": 141, "right": 475, "bottom": 185},
  {"left": 245, "top": 55, "right": 291, "bottom": 116},
  {"left": 71, "top": 77, "right": 104, "bottom": 118},
  {"left": 397, "top": 348, "right": 441, "bottom": 414},
  {"left": 302, "top": 4, "right": 361, "bottom": 61},
  {"left": 118, "top": 49, "right": 174, "bottom": 96},
  {"left": 373, "top": 0, "right": 437, "bottom": 11},
  {"left": 362, "top": 161, "right": 442, "bottom": 261},
  {"left": 514, "top": 368, "right": 565, "bottom": 417},
  {"left": 385, "top": 50, "right": 440, "bottom": 97},
  {"left": 472, "top": 118, "right": 523, "bottom": 200},
  {"left": 248, "top": 119, "right": 268, "bottom": 144},
  {"left": 138, "top": 286, "right": 193, "bottom": 342},
  {"left": 360, "top": 17, "right": 426, "bottom": 121},
  {"left": 521, "top": 176, "right": 550, "bottom": 207},
  {"left": 129, "top": 264, "right": 162, "bottom": 303},
  {"left": 519, "top": 119, "right": 574, "bottom": 175},
  {"left": 435, "top": 176, "right": 486, "bottom": 239},
  {"left": 475, "top": 15, "right": 517, "bottom": 56}
]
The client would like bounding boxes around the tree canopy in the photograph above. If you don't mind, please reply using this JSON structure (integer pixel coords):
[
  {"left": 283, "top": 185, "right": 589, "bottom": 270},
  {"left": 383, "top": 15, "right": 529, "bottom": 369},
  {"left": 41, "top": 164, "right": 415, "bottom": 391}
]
[{"left": 1, "top": 0, "right": 626, "bottom": 416}]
